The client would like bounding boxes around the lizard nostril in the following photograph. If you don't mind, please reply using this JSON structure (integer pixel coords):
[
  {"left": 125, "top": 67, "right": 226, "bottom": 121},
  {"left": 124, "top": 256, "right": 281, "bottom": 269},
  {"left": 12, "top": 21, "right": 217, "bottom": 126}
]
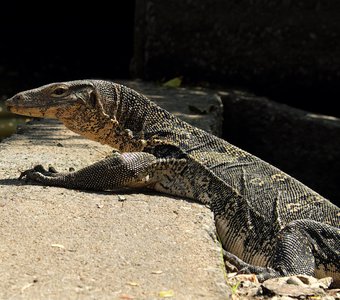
[
  {"left": 14, "top": 94, "right": 24, "bottom": 101},
  {"left": 5, "top": 93, "right": 24, "bottom": 108}
]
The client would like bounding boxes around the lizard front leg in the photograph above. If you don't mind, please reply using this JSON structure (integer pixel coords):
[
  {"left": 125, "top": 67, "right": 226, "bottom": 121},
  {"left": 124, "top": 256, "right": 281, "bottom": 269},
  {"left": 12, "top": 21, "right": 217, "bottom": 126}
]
[
  {"left": 19, "top": 152, "right": 187, "bottom": 192},
  {"left": 19, "top": 152, "right": 159, "bottom": 191}
]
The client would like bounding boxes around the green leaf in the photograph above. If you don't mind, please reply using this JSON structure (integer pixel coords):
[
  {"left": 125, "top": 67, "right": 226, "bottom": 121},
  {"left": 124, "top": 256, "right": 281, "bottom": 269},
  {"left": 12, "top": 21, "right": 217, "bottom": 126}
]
[
  {"left": 162, "top": 77, "right": 183, "bottom": 88},
  {"left": 231, "top": 281, "right": 240, "bottom": 294}
]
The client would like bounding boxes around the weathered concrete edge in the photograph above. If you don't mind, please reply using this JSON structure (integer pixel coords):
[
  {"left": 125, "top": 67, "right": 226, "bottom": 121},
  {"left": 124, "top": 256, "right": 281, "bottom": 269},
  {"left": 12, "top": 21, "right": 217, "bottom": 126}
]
[{"left": 0, "top": 121, "right": 230, "bottom": 299}]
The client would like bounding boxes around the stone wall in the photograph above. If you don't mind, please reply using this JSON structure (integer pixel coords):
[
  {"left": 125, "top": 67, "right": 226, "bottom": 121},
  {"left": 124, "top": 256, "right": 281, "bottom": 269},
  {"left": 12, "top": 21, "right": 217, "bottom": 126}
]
[{"left": 132, "top": 0, "right": 340, "bottom": 115}]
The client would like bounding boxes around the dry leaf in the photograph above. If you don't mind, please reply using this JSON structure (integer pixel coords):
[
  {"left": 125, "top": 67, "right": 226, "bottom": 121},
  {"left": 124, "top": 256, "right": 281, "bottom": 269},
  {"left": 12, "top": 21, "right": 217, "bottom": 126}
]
[
  {"left": 118, "top": 195, "right": 126, "bottom": 202},
  {"left": 126, "top": 282, "right": 139, "bottom": 286},
  {"left": 21, "top": 283, "right": 33, "bottom": 292},
  {"left": 51, "top": 244, "right": 65, "bottom": 249},
  {"left": 159, "top": 289, "right": 174, "bottom": 298},
  {"left": 234, "top": 274, "right": 258, "bottom": 283}
]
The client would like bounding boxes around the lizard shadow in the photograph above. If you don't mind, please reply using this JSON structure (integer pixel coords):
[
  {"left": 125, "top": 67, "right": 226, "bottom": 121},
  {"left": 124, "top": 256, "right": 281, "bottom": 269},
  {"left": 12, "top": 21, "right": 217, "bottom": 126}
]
[
  {"left": 0, "top": 178, "right": 200, "bottom": 204},
  {"left": 0, "top": 178, "right": 22, "bottom": 186}
]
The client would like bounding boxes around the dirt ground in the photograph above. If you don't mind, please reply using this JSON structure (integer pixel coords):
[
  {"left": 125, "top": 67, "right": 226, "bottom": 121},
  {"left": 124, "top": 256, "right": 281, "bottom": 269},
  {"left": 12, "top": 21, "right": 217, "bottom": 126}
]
[{"left": 0, "top": 119, "right": 229, "bottom": 299}]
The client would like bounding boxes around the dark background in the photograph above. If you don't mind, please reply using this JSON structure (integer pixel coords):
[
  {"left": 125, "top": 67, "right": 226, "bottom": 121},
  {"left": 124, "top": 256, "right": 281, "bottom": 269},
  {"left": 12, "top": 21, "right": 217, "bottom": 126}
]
[
  {"left": 0, "top": 2, "right": 135, "bottom": 95},
  {"left": 0, "top": 1, "right": 339, "bottom": 117},
  {"left": 131, "top": 0, "right": 340, "bottom": 118}
]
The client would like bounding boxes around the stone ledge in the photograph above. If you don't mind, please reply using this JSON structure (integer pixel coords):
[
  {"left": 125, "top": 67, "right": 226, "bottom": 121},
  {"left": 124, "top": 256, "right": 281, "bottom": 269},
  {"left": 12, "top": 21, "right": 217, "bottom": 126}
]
[{"left": 0, "top": 81, "right": 229, "bottom": 299}]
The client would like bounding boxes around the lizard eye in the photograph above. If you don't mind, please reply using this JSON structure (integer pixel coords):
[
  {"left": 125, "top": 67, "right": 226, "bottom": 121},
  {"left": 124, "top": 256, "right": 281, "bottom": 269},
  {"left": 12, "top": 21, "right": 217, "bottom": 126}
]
[{"left": 51, "top": 86, "right": 69, "bottom": 97}]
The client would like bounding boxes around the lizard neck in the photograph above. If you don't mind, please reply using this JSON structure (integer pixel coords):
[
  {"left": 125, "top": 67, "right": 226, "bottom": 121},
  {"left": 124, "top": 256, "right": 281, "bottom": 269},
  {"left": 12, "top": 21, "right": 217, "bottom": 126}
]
[
  {"left": 59, "top": 102, "right": 147, "bottom": 152},
  {"left": 113, "top": 85, "right": 195, "bottom": 148},
  {"left": 97, "top": 83, "right": 189, "bottom": 150}
]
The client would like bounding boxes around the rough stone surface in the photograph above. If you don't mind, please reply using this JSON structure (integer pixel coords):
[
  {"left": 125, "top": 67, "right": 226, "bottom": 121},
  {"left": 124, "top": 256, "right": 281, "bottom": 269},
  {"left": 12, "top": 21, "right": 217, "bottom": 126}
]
[
  {"left": 0, "top": 121, "right": 229, "bottom": 300},
  {"left": 0, "top": 82, "right": 228, "bottom": 299},
  {"left": 220, "top": 90, "right": 340, "bottom": 206},
  {"left": 262, "top": 276, "right": 329, "bottom": 298},
  {"left": 227, "top": 273, "right": 338, "bottom": 299},
  {"left": 132, "top": 0, "right": 340, "bottom": 115}
]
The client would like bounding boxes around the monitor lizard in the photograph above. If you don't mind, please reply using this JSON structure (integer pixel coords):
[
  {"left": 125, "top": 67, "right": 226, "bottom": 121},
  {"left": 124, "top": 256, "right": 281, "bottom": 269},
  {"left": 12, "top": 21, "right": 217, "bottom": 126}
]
[{"left": 5, "top": 80, "right": 340, "bottom": 286}]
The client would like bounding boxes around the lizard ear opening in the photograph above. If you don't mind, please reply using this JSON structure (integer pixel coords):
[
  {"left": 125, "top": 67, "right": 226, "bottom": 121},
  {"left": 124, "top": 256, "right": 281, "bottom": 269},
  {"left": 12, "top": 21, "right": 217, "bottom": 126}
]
[
  {"left": 77, "top": 86, "right": 98, "bottom": 109},
  {"left": 88, "top": 90, "right": 97, "bottom": 108}
]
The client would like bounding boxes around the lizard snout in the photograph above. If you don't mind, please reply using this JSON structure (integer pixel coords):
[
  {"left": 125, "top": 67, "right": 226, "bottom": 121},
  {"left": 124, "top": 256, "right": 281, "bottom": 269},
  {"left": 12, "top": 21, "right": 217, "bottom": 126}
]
[{"left": 5, "top": 93, "right": 24, "bottom": 110}]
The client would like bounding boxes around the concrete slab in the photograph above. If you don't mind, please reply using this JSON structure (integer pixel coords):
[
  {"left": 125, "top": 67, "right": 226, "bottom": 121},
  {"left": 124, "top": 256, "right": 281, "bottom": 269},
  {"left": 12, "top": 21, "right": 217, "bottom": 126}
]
[{"left": 0, "top": 81, "right": 229, "bottom": 299}]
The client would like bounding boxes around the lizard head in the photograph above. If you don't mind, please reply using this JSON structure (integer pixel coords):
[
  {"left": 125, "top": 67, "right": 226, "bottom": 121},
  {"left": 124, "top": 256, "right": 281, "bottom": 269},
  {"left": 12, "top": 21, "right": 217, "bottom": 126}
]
[
  {"left": 5, "top": 81, "right": 100, "bottom": 119},
  {"left": 5, "top": 79, "right": 162, "bottom": 151}
]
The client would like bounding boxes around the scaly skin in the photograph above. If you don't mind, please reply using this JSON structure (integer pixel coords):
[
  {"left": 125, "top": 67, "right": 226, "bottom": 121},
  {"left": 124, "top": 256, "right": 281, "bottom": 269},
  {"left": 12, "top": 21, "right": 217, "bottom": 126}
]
[{"left": 6, "top": 80, "right": 340, "bottom": 286}]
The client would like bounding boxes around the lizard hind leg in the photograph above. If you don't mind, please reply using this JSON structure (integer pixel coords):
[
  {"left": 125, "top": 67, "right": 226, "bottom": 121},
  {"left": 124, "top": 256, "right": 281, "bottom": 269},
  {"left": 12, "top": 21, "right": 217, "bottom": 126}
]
[
  {"left": 223, "top": 250, "right": 283, "bottom": 281},
  {"left": 224, "top": 219, "right": 340, "bottom": 284},
  {"left": 223, "top": 221, "right": 316, "bottom": 282},
  {"left": 273, "top": 219, "right": 340, "bottom": 285}
]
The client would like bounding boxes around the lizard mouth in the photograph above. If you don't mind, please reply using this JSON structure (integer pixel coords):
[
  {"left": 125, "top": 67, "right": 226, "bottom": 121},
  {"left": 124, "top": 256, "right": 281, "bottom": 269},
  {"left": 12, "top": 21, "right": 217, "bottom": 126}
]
[
  {"left": 5, "top": 98, "right": 38, "bottom": 117},
  {"left": 5, "top": 96, "right": 40, "bottom": 116},
  {"left": 5, "top": 102, "right": 17, "bottom": 114},
  {"left": 5, "top": 98, "right": 14, "bottom": 110},
  {"left": 5, "top": 99, "right": 59, "bottom": 118},
  {"left": 5, "top": 96, "right": 25, "bottom": 111},
  {"left": 5, "top": 98, "right": 23, "bottom": 114}
]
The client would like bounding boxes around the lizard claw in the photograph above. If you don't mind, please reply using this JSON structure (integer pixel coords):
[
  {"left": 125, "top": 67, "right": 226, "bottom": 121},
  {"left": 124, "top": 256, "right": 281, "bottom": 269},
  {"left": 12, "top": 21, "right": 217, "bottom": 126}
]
[
  {"left": 18, "top": 165, "right": 50, "bottom": 181},
  {"left": 18, "top": 169, "right": 42, "bottom": 181},
  {"left": 18, "top": 169, "right": 34, "bottom": 180},
  {"left": 33, "top": 165, "right": 49, "bottom": 173},
  {"left": 48, "top": 166, "right": 58, "bottom": 173}
]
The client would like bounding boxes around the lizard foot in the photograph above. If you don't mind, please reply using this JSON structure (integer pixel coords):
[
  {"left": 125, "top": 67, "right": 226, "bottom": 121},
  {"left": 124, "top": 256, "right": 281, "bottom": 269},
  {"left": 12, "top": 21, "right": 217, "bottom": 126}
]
[
  {"left": 223, "top": 250, "right": 283, "bottom": 282},
  {"left": 19, "top": 165, "right": 60, "bottom": 181}
]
